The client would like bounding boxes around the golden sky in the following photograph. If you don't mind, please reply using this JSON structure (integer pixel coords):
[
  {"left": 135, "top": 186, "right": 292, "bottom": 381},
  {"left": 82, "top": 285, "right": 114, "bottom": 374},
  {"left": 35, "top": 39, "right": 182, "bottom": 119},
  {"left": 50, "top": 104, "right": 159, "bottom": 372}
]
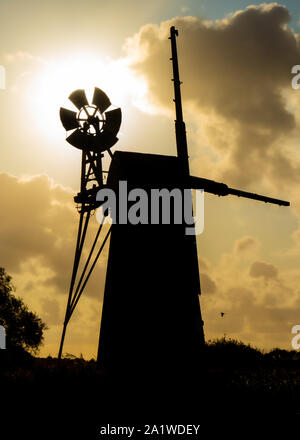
[{"left": 1, "top": 1, "right": 300, "bottom": 358}]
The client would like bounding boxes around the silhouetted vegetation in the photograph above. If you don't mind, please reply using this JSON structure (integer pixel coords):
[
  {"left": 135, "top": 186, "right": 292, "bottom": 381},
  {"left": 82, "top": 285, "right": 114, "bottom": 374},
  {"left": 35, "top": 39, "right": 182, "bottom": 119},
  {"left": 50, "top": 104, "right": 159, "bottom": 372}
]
[
  {"left": 0, "top": 267, "right": 47, "bottom": 361},
  {"left": 1, "top": 337, "right": 300, "bottom": 399},
  {"left": 1, "top": 336, "right": 300, "bottom": 436},
  {"left": 204, "top": 336, "right": 264, "bottom": 367}
]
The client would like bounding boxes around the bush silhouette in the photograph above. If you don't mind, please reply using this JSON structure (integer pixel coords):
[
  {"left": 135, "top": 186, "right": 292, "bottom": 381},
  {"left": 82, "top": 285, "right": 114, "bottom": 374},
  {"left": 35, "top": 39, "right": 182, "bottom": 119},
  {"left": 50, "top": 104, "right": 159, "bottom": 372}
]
[
  {"left": 0, "top": 267, "right": 47, "bottom": 357},
  {"left": 205, "top": 336, "right": 263, "bottom": 367}
]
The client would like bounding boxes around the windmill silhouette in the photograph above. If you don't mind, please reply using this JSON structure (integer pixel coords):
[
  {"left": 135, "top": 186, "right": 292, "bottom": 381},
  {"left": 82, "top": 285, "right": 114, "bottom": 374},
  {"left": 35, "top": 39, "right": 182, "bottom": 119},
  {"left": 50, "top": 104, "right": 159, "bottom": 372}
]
[{"left": 58, "top": 26, "right": 289, "bottom": 379}]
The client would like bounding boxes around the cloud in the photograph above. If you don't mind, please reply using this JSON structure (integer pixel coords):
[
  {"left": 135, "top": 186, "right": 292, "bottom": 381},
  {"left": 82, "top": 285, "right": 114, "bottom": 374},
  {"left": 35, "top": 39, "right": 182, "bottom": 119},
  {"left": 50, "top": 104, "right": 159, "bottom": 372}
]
[
  {"left": 249, "top": 260, "right": 278, "bottom": 280},
  {"left": 200, "top": 272, "right": 217, "bottom": 294},
  {"left": 0, "top": 173, "right": 73, "bottom": 277},
  {"left": 234, "top": 236, "right": 259, "bottom": 254},
  {"left": 198, "top": 256, "right": 210, "bottom": 271},
  {"left": 4, "top": 51, "right": 45, "bottom": 65},
  {"left": 0, "top": 173, "right": 109, "bottom": 357},
  {"left": 181, "top": 6, "right": 189, "bottom": 13},
  {"left": 125, "top": 4, "right": 300, "bottom": 192},
  {"left": 198, "top": 233, "right": 300, "bottom": 349},
  {"left": 2, "top": 51, "right": 46, "bottom": 92},
  {"left": 0, "top": 172, "right": 108, "bottom": 294},
  {"left": 41, "top": 297, "right": 61, "bottom": 326}
]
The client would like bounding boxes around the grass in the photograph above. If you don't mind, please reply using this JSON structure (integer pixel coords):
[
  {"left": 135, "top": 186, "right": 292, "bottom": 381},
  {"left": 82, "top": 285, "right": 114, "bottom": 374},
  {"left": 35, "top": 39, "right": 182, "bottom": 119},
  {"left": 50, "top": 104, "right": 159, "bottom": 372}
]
[{"left": 1, "top": 338, "right": 300, "bottom": 435}]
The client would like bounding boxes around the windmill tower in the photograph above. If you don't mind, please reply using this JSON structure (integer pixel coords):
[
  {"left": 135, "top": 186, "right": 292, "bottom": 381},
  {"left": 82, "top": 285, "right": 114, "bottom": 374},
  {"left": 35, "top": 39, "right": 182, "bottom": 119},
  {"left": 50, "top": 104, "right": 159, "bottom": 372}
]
[
  {"left": 58, "top": 87, "right": 121, "bottom": 359},
  {"left": 58, "top": 27, "right": 289, "bottom": 377}
]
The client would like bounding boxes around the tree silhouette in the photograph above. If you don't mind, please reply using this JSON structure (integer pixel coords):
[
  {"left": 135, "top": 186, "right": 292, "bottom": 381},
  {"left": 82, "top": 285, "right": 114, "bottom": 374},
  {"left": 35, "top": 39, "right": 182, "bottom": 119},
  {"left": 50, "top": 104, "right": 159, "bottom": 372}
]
[{"left": 0, "top": 267, "right": 47, "bottom": 354}]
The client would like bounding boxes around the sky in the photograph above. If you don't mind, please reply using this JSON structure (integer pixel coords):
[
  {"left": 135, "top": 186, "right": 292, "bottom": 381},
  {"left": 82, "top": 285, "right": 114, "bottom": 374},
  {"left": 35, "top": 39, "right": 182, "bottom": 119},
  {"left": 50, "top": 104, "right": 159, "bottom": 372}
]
[{"left": 1, "top": 0, "right": 300, "bottom": 358}]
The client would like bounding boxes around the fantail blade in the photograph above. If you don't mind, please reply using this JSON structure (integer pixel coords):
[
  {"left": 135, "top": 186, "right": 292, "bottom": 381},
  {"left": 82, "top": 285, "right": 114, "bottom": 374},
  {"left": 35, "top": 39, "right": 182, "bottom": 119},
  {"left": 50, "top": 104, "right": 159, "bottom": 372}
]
[
  {"left": 104, "top": 108, "right": 122, "bottom": 135},
  {"left": 92, "top": 87, "right": 111, "bottom": 113},
  {"left": 59, "top": 107, "right": 79, "bottom": 131},
  {"left": 68, "top": 89, "right": 89, "bottom": 110}
]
